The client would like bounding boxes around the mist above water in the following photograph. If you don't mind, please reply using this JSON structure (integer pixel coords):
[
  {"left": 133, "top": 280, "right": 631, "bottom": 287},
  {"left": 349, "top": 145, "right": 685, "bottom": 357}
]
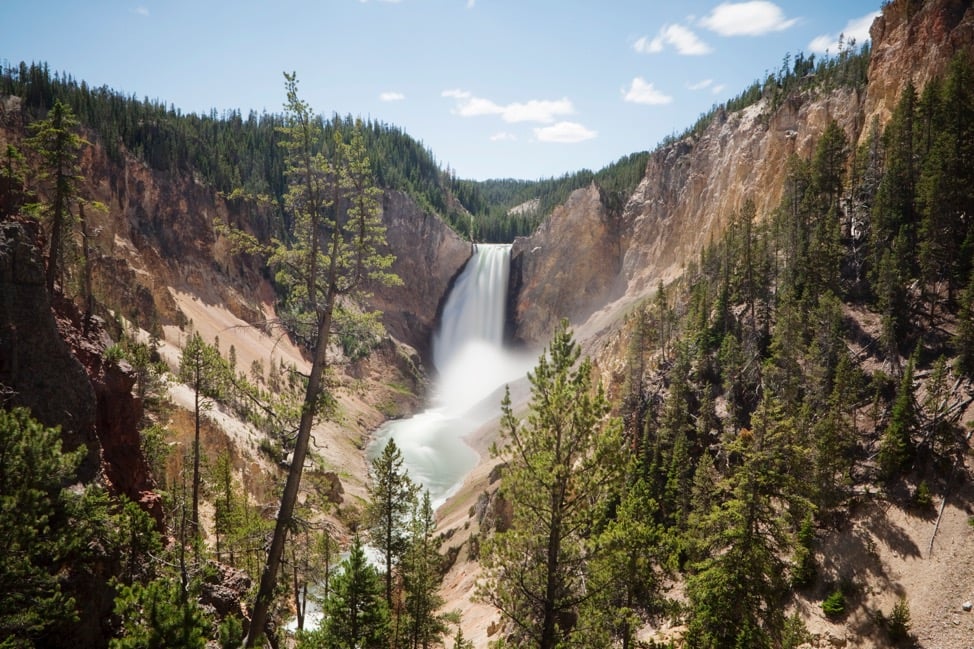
[{"left": 368, "top": 244, "right": 532, "bottom": 507}]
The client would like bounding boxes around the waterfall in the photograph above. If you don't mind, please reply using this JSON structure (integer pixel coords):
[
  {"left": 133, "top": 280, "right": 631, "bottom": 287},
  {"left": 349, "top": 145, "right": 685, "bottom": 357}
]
[
  {"left": 368, "top": 243, "right": 530, "bottom": 507},
  {"left": 432, "top": 244, "right": 510, "bottom": 371}
]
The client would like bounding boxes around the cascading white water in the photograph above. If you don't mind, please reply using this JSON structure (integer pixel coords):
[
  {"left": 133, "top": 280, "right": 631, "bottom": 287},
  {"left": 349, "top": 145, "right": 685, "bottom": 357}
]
[
  {"left": 432, "top": 244, "right": 510, "bottom": 371},
  {"left": 368, "top": 243, "right": 531, "bottom": 507}
]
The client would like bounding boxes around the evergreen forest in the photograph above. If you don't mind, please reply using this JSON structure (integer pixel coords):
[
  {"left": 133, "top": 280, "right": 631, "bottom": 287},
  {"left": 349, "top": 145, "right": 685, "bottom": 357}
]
[{"left": 1, "top": 60, "right": 645, "bottom": 243}]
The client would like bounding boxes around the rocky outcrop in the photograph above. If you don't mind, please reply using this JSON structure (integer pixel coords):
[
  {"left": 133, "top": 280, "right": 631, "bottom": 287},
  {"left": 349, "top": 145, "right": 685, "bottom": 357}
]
[
  {"left": 52, "top": 292, "right": 162, "bottom": 524},
  {"left": 863, "top": 0, "right": 974, "bottom": 134},
  {"left": 0, "top": 218, "right": 161, "bottom": 522},
  {"left": 80, "top": 139, "right": 469, "bottom": 365},
  {"left": 75, "top": 140, "right": 270, "bottom": 331},
  {"left": 509, "top": 183, "right": 623, "bottom": 345},
  {"left": 0, "top": 219, "right": 100, "bottom": 478},
  {"left": 510, "top": 87, "right": 864, "bottom": 346},
  {"left": 368, "top": 189, "right": 472, "bottom": 360}
]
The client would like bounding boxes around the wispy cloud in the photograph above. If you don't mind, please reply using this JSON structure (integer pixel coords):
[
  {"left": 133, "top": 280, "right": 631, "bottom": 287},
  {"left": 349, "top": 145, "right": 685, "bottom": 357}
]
[
  {"left": 712, "top": 84, "right": 727, "bottom": 95},
  {"left": 687, "top": 79, "right": 713, "bottom": 91},
  {"left": 490, "top": 131, "right": 517, "bottom": 142},
  {"left": 467, "top": 0, "right": 476, "bottom": 7},
  {"left": 133, "top": 6, "right": 149, "bottom": 16},
  {"left": 442, "top": 89, "right": 574, "bottom": 123},
  {"left": 534, "top": 122, "right": 597, "bottom": 144},
  {"left": 379, "top": 91, "right": 405, "bottom": 102},
  {"left": 623, "top": 78, "right": 673, "bottom": 106},
  {"left": 634, "top": 24, "right": 712, "bottom": 56},
  {"left": 700, "top": 1, "right": 798, "bottom": 36},
  {"left": 809, "top": 11, "right": 881, "bottom": 54}
]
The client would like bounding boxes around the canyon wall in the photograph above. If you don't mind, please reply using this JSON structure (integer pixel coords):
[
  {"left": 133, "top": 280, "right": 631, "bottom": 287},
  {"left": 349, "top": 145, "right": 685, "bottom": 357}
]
[{"left": 509, "top": 0, "right": 974, "bottom": 349}]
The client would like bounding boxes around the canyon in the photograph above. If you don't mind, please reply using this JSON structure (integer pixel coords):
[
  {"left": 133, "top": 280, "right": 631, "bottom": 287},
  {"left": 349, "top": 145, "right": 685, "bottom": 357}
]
[{"left": 2, "top": 0, "right": 974, "bottom": 647}]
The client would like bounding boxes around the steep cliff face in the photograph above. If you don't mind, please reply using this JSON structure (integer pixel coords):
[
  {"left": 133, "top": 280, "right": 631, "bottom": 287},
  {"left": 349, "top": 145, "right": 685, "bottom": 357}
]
[
  {"left": 509, "top": 183, "right": 622, "bottom": 345},
  {"left": 0, "top": 218, "right": 160, "bottom": 521},
  {"left": 368, "top": 189, "right": 472, "bottom": 359},
  {"left": 1, "top": 125, "right": 469, "bottom": 363},
  {"left": 509, "top": 0, "right": 973, "bottom": 348},
  {"left": 863, "top": 0, "right": 974, "bottom": 133},
  {"left": 0, "top": 219, "right": 99, "bottom": 478},
  {"left": 511, "top": 86, "right": 864, "bottom": 346}
]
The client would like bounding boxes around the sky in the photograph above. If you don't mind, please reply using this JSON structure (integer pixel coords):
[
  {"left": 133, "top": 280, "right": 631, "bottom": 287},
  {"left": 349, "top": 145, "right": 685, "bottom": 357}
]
[{"left": 1, "top": 1, "right": 883, "bottom": 181}]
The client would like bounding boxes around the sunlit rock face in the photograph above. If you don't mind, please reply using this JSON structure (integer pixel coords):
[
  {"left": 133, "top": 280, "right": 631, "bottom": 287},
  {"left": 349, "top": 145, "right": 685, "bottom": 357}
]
[
  {"left": 508, "top": 92, "right": 865, "bottom": 348},
  {"left": 509, "top": 183, "right": 624, "bottom": 346},
  {"left": 506, "top": 2, "right": 974, "bottom": 352},
  {"left": 367, "top": 189, "right": 473, "bottom": 362},
  {"left": 863, "top": 0, "right": 974, "bottom": 136}
]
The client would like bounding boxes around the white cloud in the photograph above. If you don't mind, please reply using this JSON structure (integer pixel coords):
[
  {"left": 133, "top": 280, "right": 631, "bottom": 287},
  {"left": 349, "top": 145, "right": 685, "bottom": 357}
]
[
  {"left": 467, "top": 0, "right": 476, "bottom": 7},
  {"left": 133, "top": 6, "right": 149, "bottom": 15},
  {"left": 712, "top": 84, "right": 727, "bottom": 94},
  {"left": 490, "top": 131, "right": 517, "bottom": 142},
  {"left": 533, "top": 122, "right": 597, "bottom": 144},
  {"left": 687, "top": 78, "right": 713, "bottom": 91},
  {"left": 701, "top": 1, "right": 798, "bottom": 36},
  {"left": 379, "top": 91, "right": 405, "bottom": 102},
  {"left": 633, "top": 35, "right": 663, "bottom": 54},
  {"left": 623, "top": 77, "right": 673, "bottom": 106},
  {"left": 442, "top": 89, "right": 574, "bottom": 123},
  {"left": 809, "top": 11, "right": 881, "bottom": 54},
  {"left": 635, "top": 24, "right": 712, "bottom": 55},
  {"left": 504, "top": 98, "right": 574, "bottom": 123}
]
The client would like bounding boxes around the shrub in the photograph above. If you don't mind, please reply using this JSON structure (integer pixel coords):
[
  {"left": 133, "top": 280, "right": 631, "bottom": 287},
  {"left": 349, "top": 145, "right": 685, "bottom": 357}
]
[
  {"left": 822, "top": 589, "right": 846, "bottom": 619},
  {"left": 887, "top": 597, "right": 912, "bottom": 642},
  {"left": 913, "top": 480, "right": 933, "bottom": 509}
]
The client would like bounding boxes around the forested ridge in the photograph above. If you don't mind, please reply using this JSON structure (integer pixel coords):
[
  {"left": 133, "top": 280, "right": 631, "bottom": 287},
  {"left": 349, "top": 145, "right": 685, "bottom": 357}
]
[
  {"left": 1, "top": 60, "right": 643, "bottom": 243},
  {"left": 474, "top": 51, "right": 974, "bottom": 648}
]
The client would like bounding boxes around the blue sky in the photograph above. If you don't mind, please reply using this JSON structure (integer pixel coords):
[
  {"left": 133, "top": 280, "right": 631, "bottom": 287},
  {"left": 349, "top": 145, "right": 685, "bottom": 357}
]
[{"left": 1, "top": 1, "right": 881, "bottom": 180}]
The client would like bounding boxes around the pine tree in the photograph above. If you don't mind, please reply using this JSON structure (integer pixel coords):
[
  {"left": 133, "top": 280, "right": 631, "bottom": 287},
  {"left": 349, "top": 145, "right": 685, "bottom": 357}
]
[
  {"left": 366, "top": 438, "right": 418, "bottom": 614},
  {"left": 401, "top": 490, "right": 448, "bottom": 649},
  {"left": 685, "top": 395, "right": 812, "bottom": 649},
  {"left": 478, "top": 321, "right": 625, "bottom": 649},
  {"left": 110, "top": 578, "right": 208, "bottom": 649},
  {"left": 0, "top": 408, "right": 161, "bottom": 646},
  {"left": 879, "top": 351, "right": 918, "bottom": 479},
  {"left": 0, "top": 408, "right": 86, "bottom": 643},
  {"left": 573, "top": 478, "right": 664, "bottom": 649},
  {"left": 178, "top": 332, "right": 229, "bottom": 549},
  {"left": 244, "top": 73, "right": 399, "bottom": 646},
  {"left": 955, "top": 270, "right": 974, "bottom": 379},
  {"left": 311, "top": 535, "right": 390, "bottom": 649},
  {"left": 916, "top": 55, "right": 974, "bottom": 302},
  {"left": 25, "top": 99, "right": 87, "bottom": 294}
]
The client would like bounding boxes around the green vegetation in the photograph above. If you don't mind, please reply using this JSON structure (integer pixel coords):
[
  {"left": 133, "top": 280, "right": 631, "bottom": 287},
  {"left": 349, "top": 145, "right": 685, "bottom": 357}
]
[
  {"left": 474, "top": 53, "right": 974, "bottom": 649},
  {"left": 0, "top": 408, "right": 160, "bottom": 647},
  {"left": 0, "top": 61, "right": 641, "bottom": 243},
  {"left": 822, "top": 590, "right": 847, "bottom": 619},
  {"left": 297, "top": 536, "right": 391, "bottom": 649},
  {"left": 479, "top": 321, "right": 630, "bottom": 649},
  {"left": 243, "top": 72, "right": 400, "bottom": 646},
  {"left": 24, "top": 98, "right": 87, "bottom": 294}
]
